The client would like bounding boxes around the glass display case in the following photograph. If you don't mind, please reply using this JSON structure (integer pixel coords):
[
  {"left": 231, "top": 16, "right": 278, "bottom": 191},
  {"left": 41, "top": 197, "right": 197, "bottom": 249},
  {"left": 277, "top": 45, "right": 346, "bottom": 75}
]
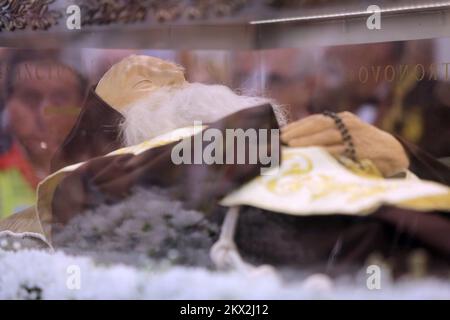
[{"left": 0, "top": 0, "right": 449, "bottom": 300}]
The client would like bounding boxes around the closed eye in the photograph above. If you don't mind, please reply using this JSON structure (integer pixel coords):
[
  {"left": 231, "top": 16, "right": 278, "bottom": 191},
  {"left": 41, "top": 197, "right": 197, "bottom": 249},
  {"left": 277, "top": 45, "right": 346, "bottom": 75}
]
[{"left": 132, "top": 79, "right": 153, "bottom": 89}]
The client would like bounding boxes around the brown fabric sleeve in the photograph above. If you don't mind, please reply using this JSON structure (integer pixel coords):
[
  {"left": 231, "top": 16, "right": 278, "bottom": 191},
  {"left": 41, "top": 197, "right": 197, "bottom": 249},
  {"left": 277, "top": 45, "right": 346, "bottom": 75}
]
[
  {"left": 396, "top": 135, "right": 450, "bottom": 186},
  {"left": 50, "top": 87, "right": 124, "bottom": 173},
  {"left": 374, "top": 207, "right": 450, "bottom": 256}
]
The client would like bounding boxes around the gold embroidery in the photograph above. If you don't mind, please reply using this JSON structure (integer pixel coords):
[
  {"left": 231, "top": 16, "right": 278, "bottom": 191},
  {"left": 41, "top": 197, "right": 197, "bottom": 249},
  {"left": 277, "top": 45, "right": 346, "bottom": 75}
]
[
  {"left": 222, "top": 147, "right": 450, "bottom": 215},
  {"left": 397, "top": 192, "right": 450, "bottom": 212},
  {"left": 266, "top": 152, "right": 313, "bottom": 194}
]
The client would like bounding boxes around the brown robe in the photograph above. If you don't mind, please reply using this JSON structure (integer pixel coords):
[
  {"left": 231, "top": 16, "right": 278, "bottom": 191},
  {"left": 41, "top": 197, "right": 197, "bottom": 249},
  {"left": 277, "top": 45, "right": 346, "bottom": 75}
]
[{"left": 38, "top": 88, "right": 450, "bottom": 277}]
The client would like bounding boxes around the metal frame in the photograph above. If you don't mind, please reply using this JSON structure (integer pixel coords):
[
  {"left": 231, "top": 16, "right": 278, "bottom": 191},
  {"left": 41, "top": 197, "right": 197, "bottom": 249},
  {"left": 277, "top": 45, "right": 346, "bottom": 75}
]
[{"left": 1, "top": 0, "right": 450, "bottom": 49}]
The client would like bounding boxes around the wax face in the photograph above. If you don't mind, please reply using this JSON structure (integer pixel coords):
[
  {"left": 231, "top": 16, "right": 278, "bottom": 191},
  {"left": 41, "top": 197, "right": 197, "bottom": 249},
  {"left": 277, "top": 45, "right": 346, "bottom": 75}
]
[{"left": 95, "top": 55, "right": 186, "bottom": 112}]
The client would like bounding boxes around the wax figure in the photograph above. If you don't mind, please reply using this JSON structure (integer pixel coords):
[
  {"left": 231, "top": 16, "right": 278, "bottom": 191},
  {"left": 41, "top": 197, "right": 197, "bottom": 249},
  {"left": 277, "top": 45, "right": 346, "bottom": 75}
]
[{"left": 0, "top": 55, "right": 449, "bottom": 278}]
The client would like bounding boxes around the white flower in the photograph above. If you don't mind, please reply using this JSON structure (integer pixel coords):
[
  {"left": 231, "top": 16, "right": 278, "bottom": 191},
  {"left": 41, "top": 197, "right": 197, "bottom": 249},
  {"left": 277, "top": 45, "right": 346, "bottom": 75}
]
[{"left": 1, "top": 249, "right": 450, "bottom": 299}]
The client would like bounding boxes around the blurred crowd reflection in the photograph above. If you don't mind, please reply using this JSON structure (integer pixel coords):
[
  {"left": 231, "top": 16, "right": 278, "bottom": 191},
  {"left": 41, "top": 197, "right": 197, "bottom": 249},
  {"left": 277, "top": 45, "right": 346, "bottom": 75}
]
[{"left": 1, "top": 38, "right": 450, "bottom": 217}]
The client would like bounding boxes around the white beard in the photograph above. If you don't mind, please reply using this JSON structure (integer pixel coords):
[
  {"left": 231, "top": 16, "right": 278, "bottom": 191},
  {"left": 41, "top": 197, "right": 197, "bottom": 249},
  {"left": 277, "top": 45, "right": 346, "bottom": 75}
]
[{"left": 120, "top": 83, "right": 286, "bottom": 147}]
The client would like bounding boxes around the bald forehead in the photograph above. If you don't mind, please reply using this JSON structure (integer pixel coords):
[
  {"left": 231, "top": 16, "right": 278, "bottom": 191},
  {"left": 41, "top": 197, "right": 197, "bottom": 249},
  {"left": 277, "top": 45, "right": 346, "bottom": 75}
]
[{"left": 123, "top": 55, "right": 184, "bottom": 73}]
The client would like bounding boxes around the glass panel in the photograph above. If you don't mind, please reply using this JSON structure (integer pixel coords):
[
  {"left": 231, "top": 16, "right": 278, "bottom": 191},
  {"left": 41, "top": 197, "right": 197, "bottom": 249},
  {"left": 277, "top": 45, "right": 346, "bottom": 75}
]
[{"left": 0, "top": 1, "right": 449, "bottom": 300}]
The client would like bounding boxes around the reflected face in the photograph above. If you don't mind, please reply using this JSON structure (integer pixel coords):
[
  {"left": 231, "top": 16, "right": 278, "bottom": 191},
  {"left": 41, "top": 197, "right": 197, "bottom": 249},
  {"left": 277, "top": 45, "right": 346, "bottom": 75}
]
[
  {"left": 262, "top": 50, "right": 316, "bottom": 120},
  {"left": 95, "top": 55, "right": 187, "bottom": 112},
  {"left": 6, "top": 61, "right": 83, "bottom": 164}
]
